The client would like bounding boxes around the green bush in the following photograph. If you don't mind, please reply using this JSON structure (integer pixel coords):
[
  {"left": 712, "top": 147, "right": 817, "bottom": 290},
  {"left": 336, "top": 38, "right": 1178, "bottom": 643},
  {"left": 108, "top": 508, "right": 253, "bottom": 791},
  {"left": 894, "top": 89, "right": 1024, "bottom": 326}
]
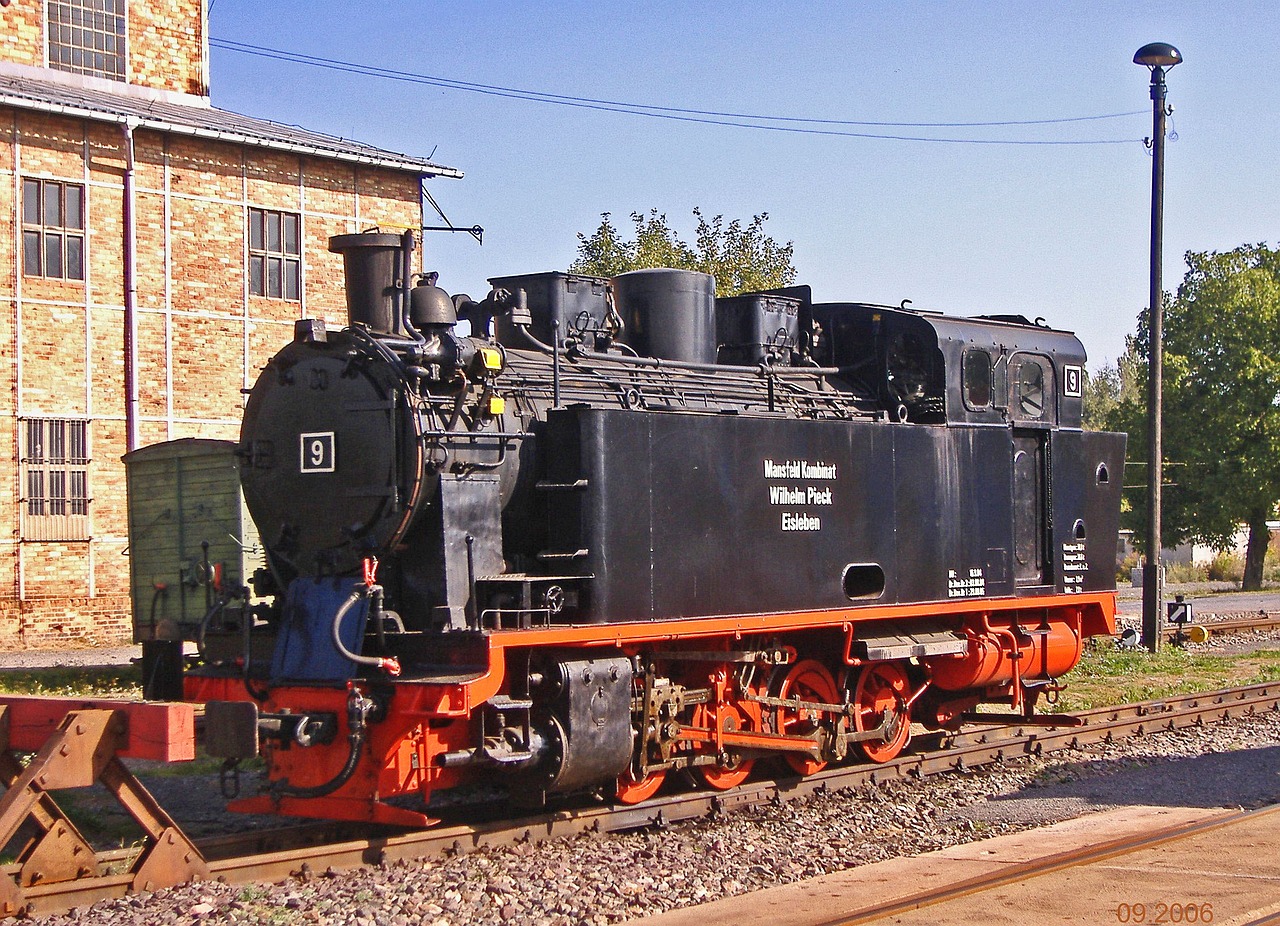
[
  {"left": 1265, "top": 534, "right": 1280, "bottom": 582},
  {"left": 1117, "top": 551, "right": 1140, "bottom": 584},
  {"left": 1165, "top": 560, "right": 1209, "bottom": 584},
  {"left": 1266, "top": 557, "right": 1280, "bottom": 583},
  {"left": 1207, "top": 552, "right": 1245, "bottom": 583}
]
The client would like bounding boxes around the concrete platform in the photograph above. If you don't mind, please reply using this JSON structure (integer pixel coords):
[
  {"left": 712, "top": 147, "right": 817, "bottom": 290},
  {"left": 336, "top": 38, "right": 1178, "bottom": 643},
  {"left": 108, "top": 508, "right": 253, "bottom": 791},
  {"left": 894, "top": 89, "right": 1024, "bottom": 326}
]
[{"left": 636, "top": 804, "right": 1280, "bottom": 925}]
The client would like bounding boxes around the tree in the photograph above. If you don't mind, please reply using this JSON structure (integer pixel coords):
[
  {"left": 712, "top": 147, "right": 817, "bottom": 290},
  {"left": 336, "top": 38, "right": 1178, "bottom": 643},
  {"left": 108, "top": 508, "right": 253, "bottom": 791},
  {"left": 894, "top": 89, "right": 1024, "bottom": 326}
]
[
  {"left": 1113, "top": 243, "right": 1280, "bottom": 589},
  {"left": 1082, "top": 352, "right": 1141, "bottom": 432},
  {"left": 570, "top": 208, "right": 797, "bottom": 295}
]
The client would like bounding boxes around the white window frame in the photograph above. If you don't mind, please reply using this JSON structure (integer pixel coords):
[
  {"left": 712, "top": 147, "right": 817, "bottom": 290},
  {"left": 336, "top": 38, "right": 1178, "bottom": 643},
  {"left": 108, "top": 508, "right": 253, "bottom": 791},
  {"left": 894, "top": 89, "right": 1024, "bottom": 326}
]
[{"left": 46, "top": 0, "right": 128, "bottom": 82}]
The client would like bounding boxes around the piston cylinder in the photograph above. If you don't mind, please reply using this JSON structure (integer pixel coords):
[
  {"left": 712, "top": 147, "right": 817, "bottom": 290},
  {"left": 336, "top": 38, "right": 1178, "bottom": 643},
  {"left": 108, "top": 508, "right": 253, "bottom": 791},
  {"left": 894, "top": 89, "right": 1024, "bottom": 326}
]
[{"left": 526, "top": 655, "right": 633, "bottom": 792}]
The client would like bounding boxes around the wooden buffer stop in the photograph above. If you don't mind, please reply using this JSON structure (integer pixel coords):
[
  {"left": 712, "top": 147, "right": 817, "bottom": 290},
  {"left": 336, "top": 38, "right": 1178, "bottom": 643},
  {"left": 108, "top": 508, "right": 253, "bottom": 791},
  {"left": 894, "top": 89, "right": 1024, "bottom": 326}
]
[{"left": 0, "top": 696, "right": 206, "bottom": 916}]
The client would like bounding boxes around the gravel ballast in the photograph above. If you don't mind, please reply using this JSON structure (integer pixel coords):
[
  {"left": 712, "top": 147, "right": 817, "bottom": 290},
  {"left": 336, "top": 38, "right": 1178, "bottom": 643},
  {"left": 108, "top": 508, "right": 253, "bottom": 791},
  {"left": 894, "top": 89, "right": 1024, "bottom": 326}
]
[{"left": 15, "top": 708, "right": 1280, "bottom": 926}]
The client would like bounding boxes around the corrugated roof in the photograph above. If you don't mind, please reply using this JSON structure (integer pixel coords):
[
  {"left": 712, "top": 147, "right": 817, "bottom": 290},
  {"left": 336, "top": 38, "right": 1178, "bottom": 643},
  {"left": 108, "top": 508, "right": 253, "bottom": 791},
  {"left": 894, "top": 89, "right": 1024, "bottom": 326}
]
[{"left": 0, "top": 72, "right": 462, "bottom": 179}]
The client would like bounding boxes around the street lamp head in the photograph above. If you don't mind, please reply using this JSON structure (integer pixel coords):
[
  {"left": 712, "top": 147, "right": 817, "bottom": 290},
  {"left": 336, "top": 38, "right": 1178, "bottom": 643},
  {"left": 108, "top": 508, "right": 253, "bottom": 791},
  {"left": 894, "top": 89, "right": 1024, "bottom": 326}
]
[{"left": 1134, "top": 42, "right": 1183, "bottom": 70}]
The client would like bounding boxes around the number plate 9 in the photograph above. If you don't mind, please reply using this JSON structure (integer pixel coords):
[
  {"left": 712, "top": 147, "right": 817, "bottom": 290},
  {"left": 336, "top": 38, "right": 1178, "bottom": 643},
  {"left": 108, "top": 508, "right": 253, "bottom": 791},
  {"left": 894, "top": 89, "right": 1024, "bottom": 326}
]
[{"left": 299, "top": 432, "right": 335, "bottom": 473}]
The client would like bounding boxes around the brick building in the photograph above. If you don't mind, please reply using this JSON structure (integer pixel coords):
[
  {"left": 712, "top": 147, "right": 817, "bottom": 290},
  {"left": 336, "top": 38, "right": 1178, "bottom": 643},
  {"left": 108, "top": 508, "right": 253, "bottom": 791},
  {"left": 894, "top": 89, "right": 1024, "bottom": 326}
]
[{"left": 0, "top": 0, "right": 460, "bottom": 645}]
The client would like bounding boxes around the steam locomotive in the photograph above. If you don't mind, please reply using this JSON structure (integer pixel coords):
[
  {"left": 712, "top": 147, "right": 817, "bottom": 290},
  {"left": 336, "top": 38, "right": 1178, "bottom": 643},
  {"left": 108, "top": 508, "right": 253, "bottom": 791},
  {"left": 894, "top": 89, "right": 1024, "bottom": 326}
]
[{"left": 141, "top": 230, "right": 1124, "bottom": 826}]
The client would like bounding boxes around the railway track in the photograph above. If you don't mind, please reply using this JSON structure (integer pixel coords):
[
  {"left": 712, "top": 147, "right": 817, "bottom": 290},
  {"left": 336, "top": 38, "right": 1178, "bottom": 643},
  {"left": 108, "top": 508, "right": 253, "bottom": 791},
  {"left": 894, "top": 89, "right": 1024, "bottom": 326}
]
[
  {"left": 815, "top": 801, "right": 1280, "bottom": 925},
  {"left": 9, "top": 680, "right": 1279, "bottom": 917},
  {"left": 1180, "top": 613, "right": 1280, "bottom": 636}
]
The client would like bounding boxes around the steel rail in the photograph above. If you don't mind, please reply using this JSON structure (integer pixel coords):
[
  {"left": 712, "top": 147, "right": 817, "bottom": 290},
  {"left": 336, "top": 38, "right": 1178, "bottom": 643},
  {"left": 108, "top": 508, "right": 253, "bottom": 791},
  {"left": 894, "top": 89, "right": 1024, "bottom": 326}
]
[
  {"left": 12, "top": 681, "right": 1280, "bottom": 915},
  {"left": 814, "top": 802, "right": 1280, "bottom": 926},
  {"left": 1174, "top": 613, "right": 1280, "bottom": 635},
  {"left": 1109, "top": 611, "right": 1280, "bottom": 643}
]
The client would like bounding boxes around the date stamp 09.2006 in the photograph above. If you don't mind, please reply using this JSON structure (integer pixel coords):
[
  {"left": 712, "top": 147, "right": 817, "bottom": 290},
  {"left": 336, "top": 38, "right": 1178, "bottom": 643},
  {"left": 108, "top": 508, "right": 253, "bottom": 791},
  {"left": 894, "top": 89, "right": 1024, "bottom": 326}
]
[{"left": 1115, "top": 902, "right": 1214, "bottom": 923}]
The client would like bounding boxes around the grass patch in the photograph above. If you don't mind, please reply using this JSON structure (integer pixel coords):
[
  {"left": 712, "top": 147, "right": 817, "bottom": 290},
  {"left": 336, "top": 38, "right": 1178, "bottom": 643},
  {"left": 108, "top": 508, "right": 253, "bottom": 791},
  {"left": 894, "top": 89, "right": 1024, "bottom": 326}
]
[
  {"left": 1052, "top": 638, "right": 1280, "bottom": 712},
  {"left": 132, "top": 751, "right": 254, "bottom": 777},
  {"left": 0, "top": 666, "right": 141, "bottom": 699},
  {"left": 48, "top": 789, "right": 149, "bottom": 848}
]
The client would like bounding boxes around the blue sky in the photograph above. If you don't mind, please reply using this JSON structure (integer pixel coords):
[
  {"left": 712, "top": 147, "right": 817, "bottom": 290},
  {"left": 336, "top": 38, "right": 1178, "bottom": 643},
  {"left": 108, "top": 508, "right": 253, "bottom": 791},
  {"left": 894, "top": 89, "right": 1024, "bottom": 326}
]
[{"left": 207, "top": 2, "right": 1280, "bottom": 370}]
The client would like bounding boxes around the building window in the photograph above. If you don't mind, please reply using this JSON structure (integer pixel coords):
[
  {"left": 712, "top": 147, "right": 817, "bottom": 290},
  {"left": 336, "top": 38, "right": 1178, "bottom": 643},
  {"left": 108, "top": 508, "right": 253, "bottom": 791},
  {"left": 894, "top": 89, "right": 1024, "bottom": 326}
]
[
  {"left": 22, "top": 179, "right": 86, "bottom": 281},
  {"left": 21, "top": 419, "right": 90, "bottom": 541},
  {"left": 47, "top": 0, "right": 127, "bottom": 81},
  {"left": 248, "top": 208, "right": 301, "bottom": 300}
]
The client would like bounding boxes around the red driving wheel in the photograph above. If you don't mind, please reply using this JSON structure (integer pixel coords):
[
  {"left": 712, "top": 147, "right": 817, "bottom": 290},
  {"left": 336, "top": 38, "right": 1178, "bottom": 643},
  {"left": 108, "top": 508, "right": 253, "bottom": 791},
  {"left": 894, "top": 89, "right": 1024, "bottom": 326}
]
[
  {"left": 691, "top": 702, "right": 755, "bottom": 790},
  {"left": 850, "top": 661, "right": 912, "bottom": 763},
  {"left": 615, "top": 767, "right": 666, "bottom": 805},
  {"left": 775, "top": 659, "right": 839, "bottom": 776}
]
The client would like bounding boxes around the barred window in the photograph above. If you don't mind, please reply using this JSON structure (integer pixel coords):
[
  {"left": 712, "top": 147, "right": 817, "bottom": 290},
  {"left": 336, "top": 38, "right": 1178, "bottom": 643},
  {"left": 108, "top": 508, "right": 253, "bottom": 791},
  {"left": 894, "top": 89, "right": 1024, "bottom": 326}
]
[
  {"left": 22, "top": 178, "right": 86, "bottom": 281},
  {"left": 248, "top": 208, "right": 301, "bottom": 300},
  {"left": 47, "top": 0, "right": 127, "bottom": 81},
  {"left": 21, "top": 419, "right": 90, "bottom": 541}
]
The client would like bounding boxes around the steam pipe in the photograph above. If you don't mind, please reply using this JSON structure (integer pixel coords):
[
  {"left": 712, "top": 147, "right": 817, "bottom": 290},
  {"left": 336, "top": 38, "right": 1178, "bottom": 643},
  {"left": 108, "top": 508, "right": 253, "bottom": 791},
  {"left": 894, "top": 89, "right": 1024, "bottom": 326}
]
[
  {"left": 979, "top": 612, "right": 1025, "bottom": 713},
  {"left": 514, "top": 322, "right": 842, "bottom": 377},
  {"left": 400, "top": 229, "right": 425, "bottom": 344},
  {"left": 353, "top": 329, "right": 472, "bottom": 368},
  {"left": 331, "top": 588, "right": 401, "bottom": 676},
  {"left": 274, "top": 690, "right": 372, "bottom": 799}
]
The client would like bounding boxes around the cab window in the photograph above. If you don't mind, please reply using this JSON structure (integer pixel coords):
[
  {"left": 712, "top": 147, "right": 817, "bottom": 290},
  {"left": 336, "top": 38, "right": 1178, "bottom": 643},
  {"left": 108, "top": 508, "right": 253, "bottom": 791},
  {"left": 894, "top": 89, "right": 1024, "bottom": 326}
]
[
  {"left": 962, "top": 350, "right": 992, "bottom": 409},
  {"left": 1011, "top": 355, "right": 1054, "bottom": 422}
]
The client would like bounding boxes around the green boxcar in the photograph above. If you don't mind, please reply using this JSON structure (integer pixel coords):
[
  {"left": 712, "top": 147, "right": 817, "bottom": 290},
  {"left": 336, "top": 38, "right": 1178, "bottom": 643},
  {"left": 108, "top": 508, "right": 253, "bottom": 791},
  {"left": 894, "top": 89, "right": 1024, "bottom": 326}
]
[{"left": 123, "top": 438, "right": 263, "bottom": 643}]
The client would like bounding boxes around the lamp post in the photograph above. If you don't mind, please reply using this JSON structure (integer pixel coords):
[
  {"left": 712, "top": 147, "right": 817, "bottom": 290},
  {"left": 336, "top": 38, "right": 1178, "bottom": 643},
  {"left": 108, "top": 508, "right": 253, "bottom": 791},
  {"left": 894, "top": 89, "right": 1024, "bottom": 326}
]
[{"left": 1134, "top": 42, "right": 1181, "bottom": 653}]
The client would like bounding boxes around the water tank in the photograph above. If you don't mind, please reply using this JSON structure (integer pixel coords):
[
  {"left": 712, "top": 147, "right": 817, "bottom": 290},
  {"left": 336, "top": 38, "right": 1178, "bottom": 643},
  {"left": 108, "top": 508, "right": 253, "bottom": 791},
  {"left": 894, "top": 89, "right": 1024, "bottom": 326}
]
[
  {"left": 612, "top": 268, "right": 716, "bottom": 364},
  {"left": 489, "top": 271, "right": 609, "bottom": 348},
  {"left": 715, "top": 293, "right": 802, "bottom": 365}
]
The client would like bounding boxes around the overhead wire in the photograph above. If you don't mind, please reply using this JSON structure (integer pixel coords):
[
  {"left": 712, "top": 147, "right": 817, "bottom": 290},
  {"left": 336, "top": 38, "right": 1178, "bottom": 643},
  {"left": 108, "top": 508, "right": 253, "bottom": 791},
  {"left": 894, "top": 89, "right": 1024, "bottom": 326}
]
[{"left": 210, "top": 38, "right": 1146, "bottom": 146}]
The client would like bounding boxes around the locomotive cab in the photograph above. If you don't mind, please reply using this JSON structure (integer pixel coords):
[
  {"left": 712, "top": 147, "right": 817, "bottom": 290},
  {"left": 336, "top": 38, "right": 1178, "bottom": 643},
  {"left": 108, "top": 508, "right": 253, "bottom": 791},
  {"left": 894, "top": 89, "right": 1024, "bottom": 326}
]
[{"left": 810, "top": 302, "right": 1088, "bottom": 430}]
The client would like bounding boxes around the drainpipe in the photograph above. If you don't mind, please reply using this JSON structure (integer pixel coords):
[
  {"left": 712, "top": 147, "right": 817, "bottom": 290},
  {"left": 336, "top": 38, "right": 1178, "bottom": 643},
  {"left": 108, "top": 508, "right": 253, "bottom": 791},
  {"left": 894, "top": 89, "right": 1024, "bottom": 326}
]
[{"left": 121, "top": 119, "right": 139, "bottom": 451}]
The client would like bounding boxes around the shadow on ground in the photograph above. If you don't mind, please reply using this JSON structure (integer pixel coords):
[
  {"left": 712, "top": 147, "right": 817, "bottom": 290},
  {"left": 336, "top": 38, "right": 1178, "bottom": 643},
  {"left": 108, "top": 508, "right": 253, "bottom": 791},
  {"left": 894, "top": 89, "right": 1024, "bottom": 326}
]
[{"left": 947, "top": 745, "right": 1280, "bottom": 827}]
